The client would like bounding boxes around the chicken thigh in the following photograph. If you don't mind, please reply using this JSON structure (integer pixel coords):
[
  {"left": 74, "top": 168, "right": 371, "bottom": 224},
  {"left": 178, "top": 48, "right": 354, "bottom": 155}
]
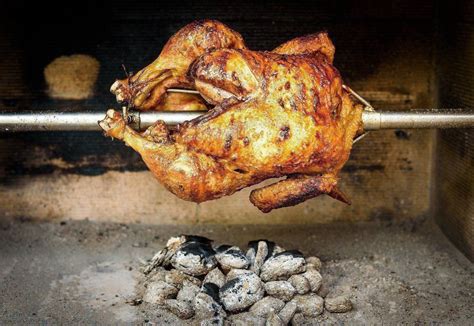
[{"left": 100, "top": 21, "right": 363, "bottom": 212}]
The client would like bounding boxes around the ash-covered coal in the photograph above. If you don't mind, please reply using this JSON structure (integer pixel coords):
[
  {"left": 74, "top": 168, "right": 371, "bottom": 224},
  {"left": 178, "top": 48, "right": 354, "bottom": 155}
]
[{"left": 138, "top": 235, "right": 353, "bottom": 325}]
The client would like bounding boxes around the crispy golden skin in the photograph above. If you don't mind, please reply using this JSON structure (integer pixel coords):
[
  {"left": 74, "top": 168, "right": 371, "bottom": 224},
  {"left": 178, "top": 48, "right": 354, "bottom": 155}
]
[
  {"left": 101, "top": 21, "right": 363, "bottom": 212},
  {"left": 110, "top": 20, "right": 246, "bottom": 110},
  {"left": 273, "top": 32, "right": 336, "bottom": 62},
  {"left": 156, "top": 93, "right": 208, "bottom": 111}
]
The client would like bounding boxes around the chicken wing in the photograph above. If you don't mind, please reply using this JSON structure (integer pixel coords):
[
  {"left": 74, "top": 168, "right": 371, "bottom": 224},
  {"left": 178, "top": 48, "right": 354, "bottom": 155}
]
[{"left": 110, "top": 20, "right": 246, "bottom": 110}]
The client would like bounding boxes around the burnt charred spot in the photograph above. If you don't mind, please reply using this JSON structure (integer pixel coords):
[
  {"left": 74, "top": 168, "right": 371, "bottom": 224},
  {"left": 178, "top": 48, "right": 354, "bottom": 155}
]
[
  {"left": 313, "top": 94, "right": 319, "bottom": 110},
  {"left": 216, "top": 244, "right": 232, "bottom": 253},
  {"left": 248, "top": 240, "right": 276, "bottom": 260},
  {"left": 202, "top": 283, "right": 221, "bottom": 303},
  {"left": 331, "top": 99, "right": 341, "bottom": 120},
  {"left": 274, "top": 250, "right": 304, "bottom": 259},
  {"left": 220, "top": 278, "right": 241, "bottom": 293},
  {"left": 299, "top": 84, "right": 307, "bottom": 102},
  {"left": 274, "top": 164, "right": 285, "bottom": 174},
  {"left": 224, "top": 134, "right": 233, "bottom": 150},
  {"left": 226, "top": 248, "right": 246, "bottom": 258},
  {"left": 213, "top": 50, "right": 232, "bottom": 70},
  {"left": 320, "top": 75, "right": 331, "bottom": 88},
  {"left": 290, "top": 99, "right": 298, "bottom": 111},
  {"left": 261, "top": 75, "right": 268, "bottom": 93},
  {"left": 285, "top": 81, "right": 291, "bottom": 90},
  {"left": 279, "top": 126, "right": 291, "bottom": 141},
  {"left": 242, "top": 137, "right": 250, "bottom": 146},
  {"left": 233, "top": 168, "right": 247, "bottom": 174},
  {"left": 275, "top": 180, "right": 327, "bottom": 209},
  {"left": 395, "top": 130, "right": 410, "bottom": 140},
  {"left": 180, "top": 242, "right": 216, "bottom": 259},
  {"left": 231, "top": 71, "right": 239, "bottom": 82},
  {"left": 277, "top": 193, "right": 309, "bottom": 209},
  {"left": 300, "top": 178, "right": 323, "bottom": 194},
  {"left": 315, "top": 131, "right": 322, "bottom": 141},
  {"left": 184, "top": 235, "right": 214, "bottom": 245},
  {"left": 188, "top": 57, "right": 213, "bottom": 80},
  {"left": 278, "top": 98, "right": 285, "bottom": 108},
  {"left": 309, "top": 152, "right": 330, "bottom": 166},
  {"left": 203, "top": 24, "right": 218, "bottom": 37}
]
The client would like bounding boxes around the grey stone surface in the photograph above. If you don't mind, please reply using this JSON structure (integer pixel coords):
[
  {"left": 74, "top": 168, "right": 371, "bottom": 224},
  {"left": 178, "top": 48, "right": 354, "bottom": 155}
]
[
  {"left": 194, "top": 292, "right": 226, "bottom": 319},
  {"left": 176, "top": 282, "right": 200, "bottom": 304},
  {"left": 142, "top": 280, "right": 178, "bottom": 305},
  {"left": 278, "top": 301, "right": 298, "bottom": 324},
  {"left": 291, "top": 294, "right": 324, "bottom": 317},
  {"left": 301, "top": 269, "right": 322, "bottom": 293},
  {"left": 266, "top": 312, "right": 285, "bottom": 326},
  {"left": 171, "top": 243, "right": 217, "bottom": 276},
  {"left": 305, "top": 257, "right": 322, "bottom": 271},
  {"left": 164, "top": 299, "right": 194, "bottom": 319},
  {"left": 324, "top": 295, "right": 353, "bottom": 313},
  {"left": 288, "top": 274, "right": 311, "bottom": 295},
  {"left": 203, "top": 268, "right": 226, "bottom": 288},
  {"left": 165, "top": 269, "right": 201, "bottom": 289},
  {"left": 225, "top": 312, "right": 266, "bottom": 326},
  {"left": 225, "top": 268, "right": 253, "bottom": 282},
  {"left": 252, "top": 241, "right": 268, "bottom": 275},
  {"left": 220, "top": 272, "right": 264, "bottom": 312},
  {"left": 264, "top": 281, "right": 296, "bottom": 302},
  {"left": 260, "top": 251, "right": 306, "bottom": 282},
  {"left": 200, "top": 316, "right": 224, "bottom": 326},
  {"left": 249, "top": 296, "right": 285, "bottom": 318},
  {"left": 215, "top": 247, "right": 249, "bottom": 271}
]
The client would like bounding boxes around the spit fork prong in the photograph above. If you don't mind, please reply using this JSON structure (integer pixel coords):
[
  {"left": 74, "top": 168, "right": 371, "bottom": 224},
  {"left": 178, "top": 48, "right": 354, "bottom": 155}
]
[
  {"left": 341, "top": 84, "right": 376, "bottom": 143},
  {"left": 167, "top": 88, "right": 200, "bottom": 95}
]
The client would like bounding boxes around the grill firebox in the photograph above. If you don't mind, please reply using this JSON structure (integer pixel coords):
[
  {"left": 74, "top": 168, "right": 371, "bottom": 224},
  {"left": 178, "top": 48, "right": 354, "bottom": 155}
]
[{"left": 0, "top": 0, "right": 472, "bottom": 324}]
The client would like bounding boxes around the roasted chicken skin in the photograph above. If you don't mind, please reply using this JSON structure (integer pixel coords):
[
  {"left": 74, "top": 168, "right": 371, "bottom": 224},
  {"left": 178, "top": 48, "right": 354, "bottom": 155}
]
[
  {"left": 155, "top": 92, "right": 208, "bottom": 112},
  {"left": 110, "top": 20, "right": 246, "bottom": 111},
  {"left": 101, "top": 20, "right": 363, "bottom": 212}
]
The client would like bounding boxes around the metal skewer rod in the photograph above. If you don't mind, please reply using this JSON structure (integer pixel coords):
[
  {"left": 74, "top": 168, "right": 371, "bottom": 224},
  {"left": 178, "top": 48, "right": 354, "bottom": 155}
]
[
  {"left": 167, "top": 88, "right": 200, "bottom": 94},
  {"left": 0, "top": 109, "right": 473, "bottom": 132},
  {"left": 361, "top": 109, "right": 474, "bottom": 130},
  {"left": 0, "top": 111, "right": 205, "bottom": 132}
]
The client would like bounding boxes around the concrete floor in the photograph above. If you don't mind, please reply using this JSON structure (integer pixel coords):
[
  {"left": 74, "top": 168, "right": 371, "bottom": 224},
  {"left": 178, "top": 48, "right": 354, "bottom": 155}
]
[{"left": 0, "top": 218, "right": 472, "bottom": 325}]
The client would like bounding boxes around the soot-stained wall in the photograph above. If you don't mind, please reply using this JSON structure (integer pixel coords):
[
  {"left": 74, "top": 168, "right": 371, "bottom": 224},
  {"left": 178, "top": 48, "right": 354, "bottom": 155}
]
[{"left": 436, "top": 1, "right": 474, "bottom": 260}]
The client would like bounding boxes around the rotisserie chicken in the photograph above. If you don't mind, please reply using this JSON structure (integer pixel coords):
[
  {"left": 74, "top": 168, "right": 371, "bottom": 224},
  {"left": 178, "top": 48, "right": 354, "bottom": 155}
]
[{"left": 100, "top": 20, "right": 363, "bottom": 212}]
